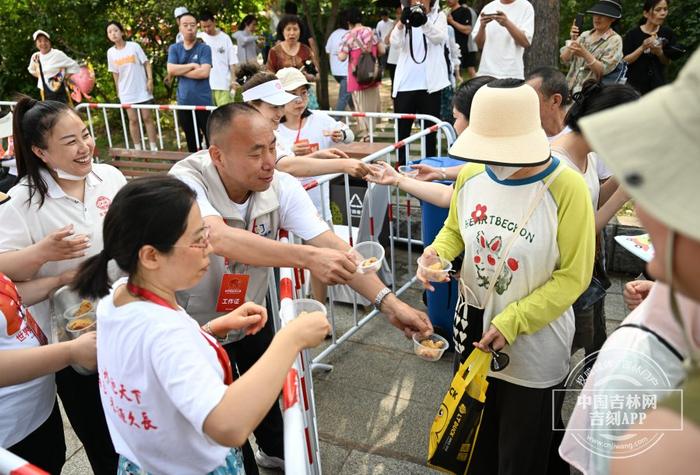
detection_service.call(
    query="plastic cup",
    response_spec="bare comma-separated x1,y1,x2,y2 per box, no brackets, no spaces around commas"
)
417,255,452,282
63,301,96,322
413,333,449,361
352,241,385,274
398,165,419,178
292,298,328,321
66,315,96,339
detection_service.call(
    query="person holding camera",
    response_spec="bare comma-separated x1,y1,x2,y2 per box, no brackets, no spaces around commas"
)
473,0,534,80
391,0,449,165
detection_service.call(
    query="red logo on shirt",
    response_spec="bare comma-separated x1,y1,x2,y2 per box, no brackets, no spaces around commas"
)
96,195,112,216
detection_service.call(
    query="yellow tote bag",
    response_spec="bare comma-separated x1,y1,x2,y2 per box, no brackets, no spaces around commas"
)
428,348,491,474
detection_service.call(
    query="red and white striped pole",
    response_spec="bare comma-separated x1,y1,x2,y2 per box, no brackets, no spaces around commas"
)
0,448,48,475
278,231,320,474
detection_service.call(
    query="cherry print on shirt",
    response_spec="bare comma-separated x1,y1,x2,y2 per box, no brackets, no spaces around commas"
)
473,231,519,295
96,195,112,217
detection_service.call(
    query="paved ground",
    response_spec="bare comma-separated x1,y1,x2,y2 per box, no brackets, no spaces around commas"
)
59,245,634,474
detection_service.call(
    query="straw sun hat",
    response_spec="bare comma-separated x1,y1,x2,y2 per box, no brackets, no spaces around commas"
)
448,83,551,166
580,48,700,241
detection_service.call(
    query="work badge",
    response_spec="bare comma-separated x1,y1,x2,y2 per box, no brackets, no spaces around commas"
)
216,274,249,312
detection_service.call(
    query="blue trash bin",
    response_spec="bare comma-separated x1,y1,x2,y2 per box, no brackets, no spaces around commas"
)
413,157,465,345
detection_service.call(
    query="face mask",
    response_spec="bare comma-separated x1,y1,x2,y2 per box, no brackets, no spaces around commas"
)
488,165,521,181
54,167,90,181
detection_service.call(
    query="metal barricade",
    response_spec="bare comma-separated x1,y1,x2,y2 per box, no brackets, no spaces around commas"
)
281,121,456,368
276,121,455,474
278,230,322,475
0,448,48,475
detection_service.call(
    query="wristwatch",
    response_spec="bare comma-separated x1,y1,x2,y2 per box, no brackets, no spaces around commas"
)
373,287,393,311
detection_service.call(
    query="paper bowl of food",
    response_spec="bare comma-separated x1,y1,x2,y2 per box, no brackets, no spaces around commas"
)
413,333,449,361
417,255,452,282
352,241,385,274
66,315,96,339
292,299,327,321
397,165,419,178
63,299,96,322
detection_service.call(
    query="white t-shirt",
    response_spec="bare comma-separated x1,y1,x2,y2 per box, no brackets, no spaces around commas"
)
560,283,699,475
554,149,611,210
473,0,535,79
376,19,395,43
0,164,126,333
27,48,80,90
97,278,230,474
396,26,429,92
184,170,329,241
0,283,55,447
107,42,153,104
197,31,238,91
325,28,349,77
276,112,351,220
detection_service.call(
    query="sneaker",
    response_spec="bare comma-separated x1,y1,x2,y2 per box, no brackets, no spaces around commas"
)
254,448,285,470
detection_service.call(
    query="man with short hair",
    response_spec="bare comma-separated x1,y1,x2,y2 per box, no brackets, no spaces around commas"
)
198,11,238,106
473,0,534,79
167,12,212,153
525,66,571,140
170,103,432,471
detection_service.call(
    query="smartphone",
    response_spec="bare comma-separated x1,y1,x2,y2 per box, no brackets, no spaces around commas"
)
575,13,585,32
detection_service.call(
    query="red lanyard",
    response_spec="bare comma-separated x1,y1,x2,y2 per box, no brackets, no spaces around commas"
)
126,282,234,385
295,116,304,143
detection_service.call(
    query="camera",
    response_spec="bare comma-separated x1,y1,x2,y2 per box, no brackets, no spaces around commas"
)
302,60,318,77
400,2,427,27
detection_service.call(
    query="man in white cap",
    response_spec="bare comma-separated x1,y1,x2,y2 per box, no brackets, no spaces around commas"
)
174,6,189,43
170,102,432,471
27,30,79,102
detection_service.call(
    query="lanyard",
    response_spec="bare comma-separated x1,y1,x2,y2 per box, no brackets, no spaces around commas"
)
126,282,234,385
295,116,304,143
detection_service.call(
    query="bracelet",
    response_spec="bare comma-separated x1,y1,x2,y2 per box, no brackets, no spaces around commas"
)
373,287,393,311
204,321,228,343
393,174,403,187
440,167,447,180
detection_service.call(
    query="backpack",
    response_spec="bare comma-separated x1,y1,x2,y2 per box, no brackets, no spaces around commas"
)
351,34,382,86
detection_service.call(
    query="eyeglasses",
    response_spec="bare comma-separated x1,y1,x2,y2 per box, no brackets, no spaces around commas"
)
293,89,309,103
173,226,211,250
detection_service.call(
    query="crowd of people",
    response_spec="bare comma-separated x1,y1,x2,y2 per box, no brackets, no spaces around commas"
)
0,1,697,475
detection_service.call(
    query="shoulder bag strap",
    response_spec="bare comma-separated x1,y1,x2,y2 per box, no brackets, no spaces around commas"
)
473,164,565,308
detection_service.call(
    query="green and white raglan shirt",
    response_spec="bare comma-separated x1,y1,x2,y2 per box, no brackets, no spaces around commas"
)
432,158,595,388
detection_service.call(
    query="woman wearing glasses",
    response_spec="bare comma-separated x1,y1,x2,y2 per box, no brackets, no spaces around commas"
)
72,176,330,474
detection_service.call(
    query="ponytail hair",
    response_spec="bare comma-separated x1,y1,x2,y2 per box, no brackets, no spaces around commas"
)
72,176,196,300
71,251,112,300
12,94,74,207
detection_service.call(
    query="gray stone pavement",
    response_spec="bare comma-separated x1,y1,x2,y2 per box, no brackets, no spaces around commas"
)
60,265,635,474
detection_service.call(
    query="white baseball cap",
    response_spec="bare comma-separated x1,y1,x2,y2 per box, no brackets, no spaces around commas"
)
276,67,310,92
242,80,297,106
0,113,12,139
174,6,189,18
32,30,50,41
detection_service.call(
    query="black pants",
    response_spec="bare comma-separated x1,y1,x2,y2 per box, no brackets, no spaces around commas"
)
467,377,566,475
177,109,211,153
56,367,118,475
224,298,284,474
8,401,66,474
393,89,442,165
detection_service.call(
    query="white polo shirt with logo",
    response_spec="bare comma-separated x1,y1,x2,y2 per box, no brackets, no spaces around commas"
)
0,164,126,333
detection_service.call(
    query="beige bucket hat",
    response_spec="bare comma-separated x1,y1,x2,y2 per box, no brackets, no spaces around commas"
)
448,84,550,166
580,47,700,241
